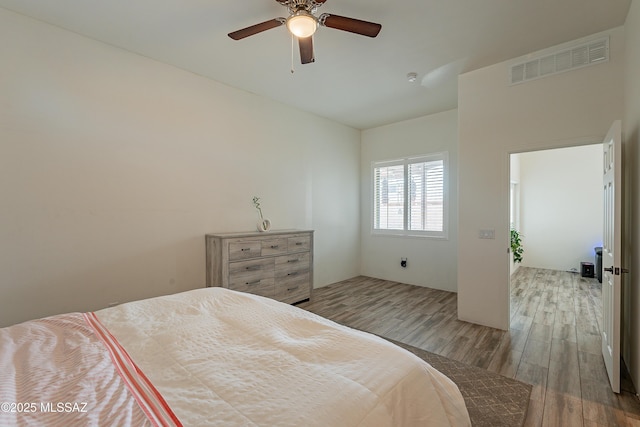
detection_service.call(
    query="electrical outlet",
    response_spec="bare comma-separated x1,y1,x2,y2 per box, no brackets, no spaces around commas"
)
401,257,408,268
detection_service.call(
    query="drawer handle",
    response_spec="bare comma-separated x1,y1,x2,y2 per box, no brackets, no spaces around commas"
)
287,286,300,291
246,280,261,286
287,259,299,263
287,272,298,276
270,245,279,249
241,248,252,252
295,242,303,246
246,266,262,271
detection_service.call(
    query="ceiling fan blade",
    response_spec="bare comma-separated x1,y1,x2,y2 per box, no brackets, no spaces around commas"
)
298,36,315,64
320,14,381,38
228,19,284,40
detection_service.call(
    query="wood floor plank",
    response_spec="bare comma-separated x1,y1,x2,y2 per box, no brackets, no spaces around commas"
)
547,359,581,397
543,390,584,426
552,322,578,343
529,323,554,342
516,361,548,403
549,338,579,365
581,378,625,425
488,350,522,377
521,338,552,367
296,267,640,426
523,398,544,427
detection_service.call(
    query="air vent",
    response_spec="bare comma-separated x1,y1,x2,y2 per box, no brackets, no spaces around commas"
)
510,37,609,85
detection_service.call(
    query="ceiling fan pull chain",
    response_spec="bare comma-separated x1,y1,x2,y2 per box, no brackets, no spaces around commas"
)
290,33,296,74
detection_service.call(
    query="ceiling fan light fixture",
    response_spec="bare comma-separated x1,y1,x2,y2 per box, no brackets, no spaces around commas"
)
286,11,317,38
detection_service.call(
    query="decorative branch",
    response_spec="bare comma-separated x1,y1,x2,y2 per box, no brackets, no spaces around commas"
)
252,196,264,221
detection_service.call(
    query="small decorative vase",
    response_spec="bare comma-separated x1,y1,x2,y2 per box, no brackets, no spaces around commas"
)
257,219,271,232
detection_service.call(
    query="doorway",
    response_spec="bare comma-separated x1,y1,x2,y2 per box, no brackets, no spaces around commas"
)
509,144,603,283
509,144,604,344
507,143,613,408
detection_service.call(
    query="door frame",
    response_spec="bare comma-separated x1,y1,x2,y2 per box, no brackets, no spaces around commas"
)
506,138,605,326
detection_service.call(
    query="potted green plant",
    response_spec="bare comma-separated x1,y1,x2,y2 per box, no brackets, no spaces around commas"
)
510,229,524,263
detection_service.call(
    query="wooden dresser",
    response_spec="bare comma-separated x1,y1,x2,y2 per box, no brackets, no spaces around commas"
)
205,230,313,304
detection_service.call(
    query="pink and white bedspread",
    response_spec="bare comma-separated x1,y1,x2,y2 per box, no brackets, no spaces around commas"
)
0,288,470,426
0,312,163,426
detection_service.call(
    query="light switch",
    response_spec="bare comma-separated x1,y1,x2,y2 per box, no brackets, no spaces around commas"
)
478,229,495,239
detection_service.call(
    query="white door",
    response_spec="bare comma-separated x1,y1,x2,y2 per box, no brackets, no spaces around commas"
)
602,120,622,393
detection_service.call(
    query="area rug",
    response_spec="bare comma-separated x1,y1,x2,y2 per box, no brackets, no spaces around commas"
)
387,338,532,427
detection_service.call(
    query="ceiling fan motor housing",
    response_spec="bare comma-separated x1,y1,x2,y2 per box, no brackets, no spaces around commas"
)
278,0,325,14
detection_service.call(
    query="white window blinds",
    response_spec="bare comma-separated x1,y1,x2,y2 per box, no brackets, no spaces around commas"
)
373,163,404,230
373,153,447,238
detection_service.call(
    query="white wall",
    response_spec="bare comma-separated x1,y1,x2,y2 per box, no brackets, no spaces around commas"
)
623,0,640,393
360,110,458,292
518,145,603,272
0,9,361,327
458,27,625,329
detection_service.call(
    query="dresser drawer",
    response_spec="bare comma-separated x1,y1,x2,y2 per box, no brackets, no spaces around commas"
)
229,258,274,277
229,241,261,261
275,252,310,275
228,277,275,298
261,238,288,256
288,235,311,252
275,272,310,304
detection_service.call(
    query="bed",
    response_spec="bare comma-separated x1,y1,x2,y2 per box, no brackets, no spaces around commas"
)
0,287,470,426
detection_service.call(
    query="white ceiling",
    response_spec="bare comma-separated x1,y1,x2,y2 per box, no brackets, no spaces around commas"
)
0,0,631,129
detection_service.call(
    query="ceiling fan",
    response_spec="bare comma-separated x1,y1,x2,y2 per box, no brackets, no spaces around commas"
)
228,0,382,64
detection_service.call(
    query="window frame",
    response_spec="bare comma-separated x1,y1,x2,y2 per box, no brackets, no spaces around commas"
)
371,152,449,239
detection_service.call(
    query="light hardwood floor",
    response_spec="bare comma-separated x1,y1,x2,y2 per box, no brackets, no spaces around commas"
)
297,267,640,426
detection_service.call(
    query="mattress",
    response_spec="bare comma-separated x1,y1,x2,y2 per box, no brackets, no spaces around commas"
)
0,287,470,426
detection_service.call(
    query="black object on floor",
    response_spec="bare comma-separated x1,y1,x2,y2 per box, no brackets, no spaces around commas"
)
581,261,595,278
595,246,603,283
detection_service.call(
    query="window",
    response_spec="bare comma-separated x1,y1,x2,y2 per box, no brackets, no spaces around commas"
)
372,153,447,238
